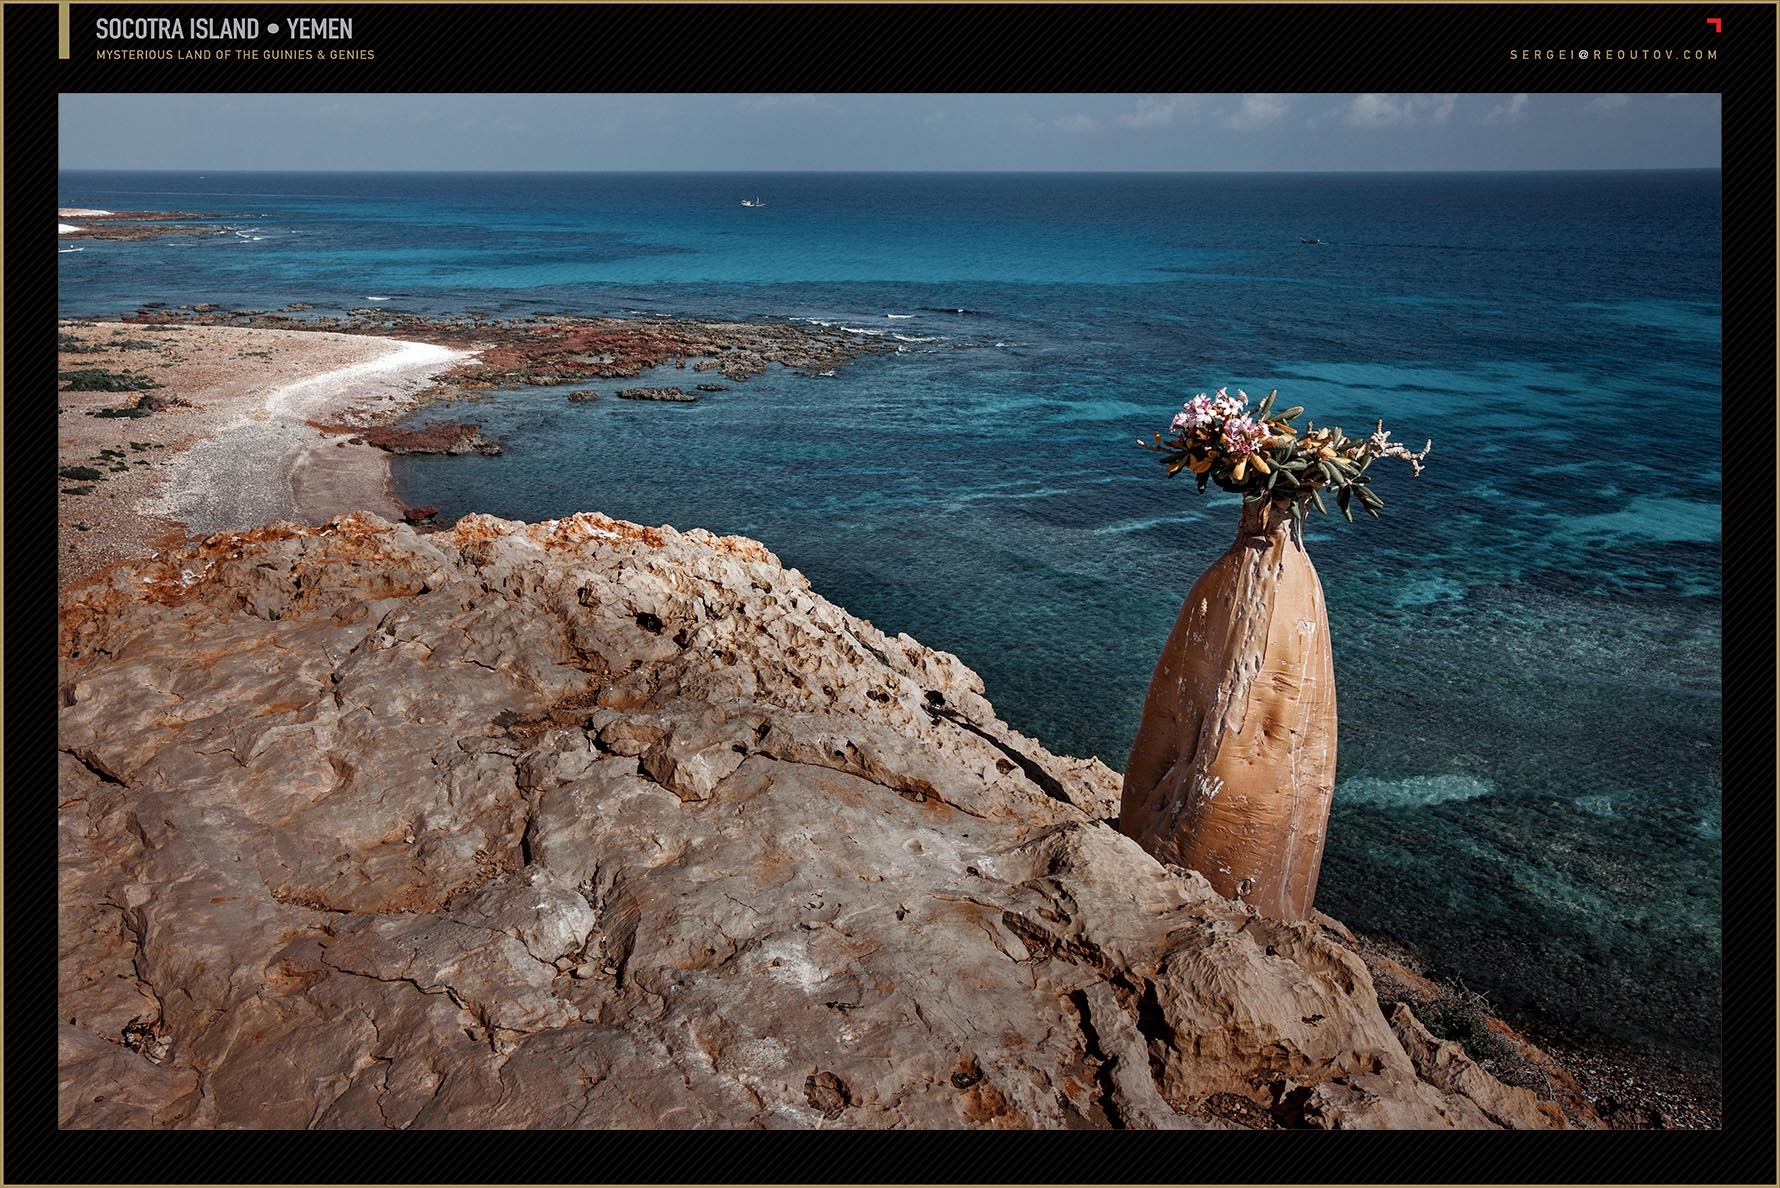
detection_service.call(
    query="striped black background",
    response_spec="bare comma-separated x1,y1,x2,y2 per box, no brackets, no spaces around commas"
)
26,3,1773,90
9,1,1775,1176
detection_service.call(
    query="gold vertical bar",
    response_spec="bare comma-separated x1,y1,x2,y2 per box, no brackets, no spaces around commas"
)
60,1,72,58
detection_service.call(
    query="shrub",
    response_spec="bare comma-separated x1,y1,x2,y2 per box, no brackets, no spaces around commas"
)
59,368,163,392
1423,989,1500,1061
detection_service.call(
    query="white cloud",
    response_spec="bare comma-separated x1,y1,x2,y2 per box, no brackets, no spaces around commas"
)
1481,92,1529,124
1584,93,1631,114
1116,95,1184,128
1346,93,1399,127
1346,92,1458,128
1226,93,1289,130
1305,102,1347,131
1054,113,1098,133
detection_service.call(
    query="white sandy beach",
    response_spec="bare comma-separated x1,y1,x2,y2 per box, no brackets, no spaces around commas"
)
58,322,474,584
142,339,473,533
60,208,112,234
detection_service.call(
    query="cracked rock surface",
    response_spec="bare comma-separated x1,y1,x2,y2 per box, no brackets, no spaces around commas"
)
57,511,1562,1129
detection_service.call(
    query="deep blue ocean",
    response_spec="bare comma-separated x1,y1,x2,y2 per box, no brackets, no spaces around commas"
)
59,170,1722,1065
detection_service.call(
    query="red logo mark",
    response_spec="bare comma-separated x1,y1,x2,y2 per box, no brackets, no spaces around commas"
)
1706,17,1722,32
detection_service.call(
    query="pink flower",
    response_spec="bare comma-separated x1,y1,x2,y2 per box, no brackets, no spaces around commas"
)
1167,386,1254,440
1177,394,1219,431
1209,388,1248,421
1220,414,1268,459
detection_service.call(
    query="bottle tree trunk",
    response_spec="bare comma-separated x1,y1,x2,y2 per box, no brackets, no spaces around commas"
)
1119,494,1337,922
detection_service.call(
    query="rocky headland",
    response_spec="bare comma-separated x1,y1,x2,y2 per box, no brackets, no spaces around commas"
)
116,306,895,406
59,209,232,241
58,510,1583,1129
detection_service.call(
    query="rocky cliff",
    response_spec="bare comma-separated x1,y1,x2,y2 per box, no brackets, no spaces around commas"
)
57,512,1564,1129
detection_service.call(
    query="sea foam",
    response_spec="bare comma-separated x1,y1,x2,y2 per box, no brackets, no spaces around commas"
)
1338,773,1494,810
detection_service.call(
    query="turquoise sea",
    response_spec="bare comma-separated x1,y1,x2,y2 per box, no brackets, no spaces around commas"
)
58,170,1722,1065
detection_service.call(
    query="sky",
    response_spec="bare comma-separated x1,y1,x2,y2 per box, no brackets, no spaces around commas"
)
58,93,1722,171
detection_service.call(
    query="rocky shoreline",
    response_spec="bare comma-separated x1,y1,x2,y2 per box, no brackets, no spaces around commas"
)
59,208,231,241
54,305,1717,1130
60,510,1588,1130
1336,929,1719,1129
56,311,890,585
113,303,895,420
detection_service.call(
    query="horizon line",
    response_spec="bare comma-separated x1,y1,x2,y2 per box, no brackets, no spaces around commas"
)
58,165,1723,174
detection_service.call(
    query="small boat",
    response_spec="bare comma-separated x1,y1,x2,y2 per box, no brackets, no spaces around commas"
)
740,197,766,208
1300,237,1322,245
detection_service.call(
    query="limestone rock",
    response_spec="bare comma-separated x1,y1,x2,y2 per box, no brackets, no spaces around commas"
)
57,510,1559,1129
1389,1003,1568,1129
59,1024,199,1128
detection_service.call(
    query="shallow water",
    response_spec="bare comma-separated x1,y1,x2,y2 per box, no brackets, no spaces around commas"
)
60,169,1721,1061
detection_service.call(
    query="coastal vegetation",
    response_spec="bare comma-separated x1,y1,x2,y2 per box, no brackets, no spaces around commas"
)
58,366,162,392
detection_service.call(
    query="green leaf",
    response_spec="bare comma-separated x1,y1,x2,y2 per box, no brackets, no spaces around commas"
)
1312,488,1327,515
1364,503,1381,518
1277,406,1304,421
1257,390,1277,420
